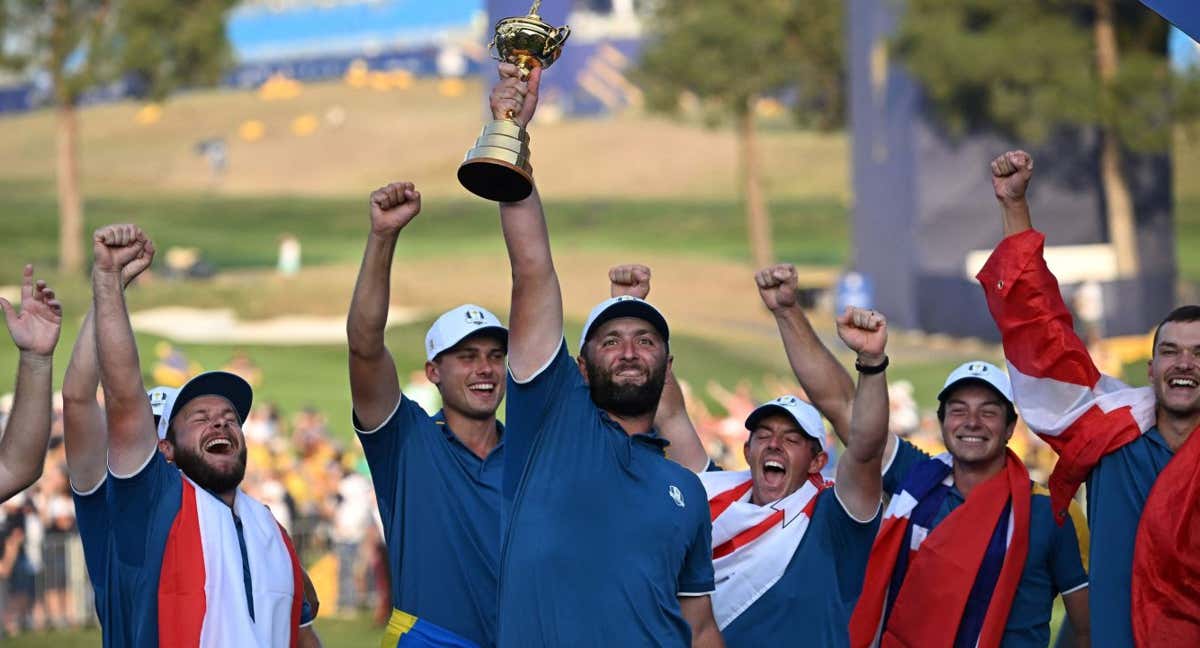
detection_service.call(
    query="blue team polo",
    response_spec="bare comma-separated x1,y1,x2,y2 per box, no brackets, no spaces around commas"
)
498,340,715,648
355,397,504,647
720,487,879,648
884,439,1089,647
1082,427,1173,648
80,452,312,647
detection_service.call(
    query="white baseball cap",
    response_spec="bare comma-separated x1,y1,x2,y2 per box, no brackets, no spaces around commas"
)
155,371,253,441
148,386,175,428
744,395,828,452
424,305,507,362
938,361,1014,404
578,296,670,352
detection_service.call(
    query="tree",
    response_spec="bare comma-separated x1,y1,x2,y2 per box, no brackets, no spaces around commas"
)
894,0,1200,277
0,0,236,274
634,0,845,270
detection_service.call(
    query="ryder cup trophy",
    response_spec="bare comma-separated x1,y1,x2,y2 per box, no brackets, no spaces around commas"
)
457,0,570,202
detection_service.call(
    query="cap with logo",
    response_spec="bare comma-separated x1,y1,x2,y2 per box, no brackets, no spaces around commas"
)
424,304,508,362
155,371,253,441
744,395,828,452
578,296,670,352
148,386,175,428
937,361,1014,405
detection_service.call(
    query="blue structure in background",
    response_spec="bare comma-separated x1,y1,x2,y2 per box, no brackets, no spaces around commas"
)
848,0,1176,339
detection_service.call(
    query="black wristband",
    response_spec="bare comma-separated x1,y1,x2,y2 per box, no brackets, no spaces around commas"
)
855,355,889,374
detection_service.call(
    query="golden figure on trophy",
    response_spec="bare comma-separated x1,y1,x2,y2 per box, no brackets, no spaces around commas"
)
457,0,570,202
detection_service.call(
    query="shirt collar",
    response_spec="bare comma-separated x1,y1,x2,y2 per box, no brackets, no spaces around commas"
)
596,409,669,455
433,410,505,447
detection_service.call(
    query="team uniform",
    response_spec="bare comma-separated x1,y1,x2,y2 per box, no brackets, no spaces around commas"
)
498,338,714,647
700,395,880,648
979,229,1197,646
75,372,311,648
355,398,503,647
874,438,1088,647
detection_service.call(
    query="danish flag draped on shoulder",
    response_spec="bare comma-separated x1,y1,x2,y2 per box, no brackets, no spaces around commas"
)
976,149,1200,647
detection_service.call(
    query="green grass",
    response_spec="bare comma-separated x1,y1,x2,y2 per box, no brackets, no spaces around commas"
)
4,615,385,647
0,182,847,284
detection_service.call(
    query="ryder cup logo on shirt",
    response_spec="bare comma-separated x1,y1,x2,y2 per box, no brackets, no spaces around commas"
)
669,485,685,508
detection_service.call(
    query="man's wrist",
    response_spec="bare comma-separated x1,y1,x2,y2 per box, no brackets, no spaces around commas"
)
18,350,54,367
855,352,887,370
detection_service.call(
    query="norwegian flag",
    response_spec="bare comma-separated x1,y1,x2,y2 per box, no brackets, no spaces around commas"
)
849,451,1030,648
701,470,829,629
977,229,1200,646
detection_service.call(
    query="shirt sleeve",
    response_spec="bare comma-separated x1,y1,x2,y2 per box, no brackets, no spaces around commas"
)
107,451,181,567
299,598,315,626
355,395,432,525
881,438,931,495
1051,499,1090,595
72,480,109,583
816,489,882,598
677,477,716,596
502,339,584,500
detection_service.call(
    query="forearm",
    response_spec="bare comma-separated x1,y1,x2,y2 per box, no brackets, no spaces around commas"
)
61,308,108,490
346,232,398,357
692,621,725,648
93,270,147,406
1000,197,1032,237
774,307,854,441
846,367,889,464
0,351,53,495
501,186,564,375
656,372,710,473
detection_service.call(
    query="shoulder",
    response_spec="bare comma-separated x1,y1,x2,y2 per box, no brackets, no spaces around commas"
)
355,394,434,436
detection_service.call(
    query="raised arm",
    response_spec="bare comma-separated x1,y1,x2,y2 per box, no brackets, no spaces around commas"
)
755,264,856,443
62,244,155,492
0,265,63,501
91,224,157,476
833,306,890,521
991,150,1033,236
609,264,711,472
494,64,562,380
347,182,422,428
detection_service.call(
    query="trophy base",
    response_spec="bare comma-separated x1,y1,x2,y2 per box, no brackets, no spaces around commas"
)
458,157,534,203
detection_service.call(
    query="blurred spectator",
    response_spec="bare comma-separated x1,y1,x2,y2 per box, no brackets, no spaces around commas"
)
223,350,264,388
152,342,202,388
278,234,302,276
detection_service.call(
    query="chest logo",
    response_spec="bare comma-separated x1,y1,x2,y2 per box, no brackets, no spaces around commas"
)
668,484,685,508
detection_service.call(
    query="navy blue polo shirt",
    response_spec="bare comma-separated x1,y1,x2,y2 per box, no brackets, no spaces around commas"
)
720,488,879,648
355,396,504,647
1082,427,1173,648
498,340,715,648
72,479,110,619
884,439,1089,647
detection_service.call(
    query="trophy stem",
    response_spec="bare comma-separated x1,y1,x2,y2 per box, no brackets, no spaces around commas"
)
458,119,534,202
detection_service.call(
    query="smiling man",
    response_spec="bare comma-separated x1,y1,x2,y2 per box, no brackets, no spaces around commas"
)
489,62,721,647
89,224,317,647
347,181,508,648
979,150,1200,647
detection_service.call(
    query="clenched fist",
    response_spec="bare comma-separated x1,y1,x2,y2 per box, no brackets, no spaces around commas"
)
609,264,651,299
369,182,422,236
991,150,1033,205
755,264,799,312
836,306,887,363
93,224,149,275
491,63,542,128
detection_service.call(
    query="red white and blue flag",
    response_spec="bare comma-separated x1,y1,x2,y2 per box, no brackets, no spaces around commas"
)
849,451,1030,648
701,470,830,629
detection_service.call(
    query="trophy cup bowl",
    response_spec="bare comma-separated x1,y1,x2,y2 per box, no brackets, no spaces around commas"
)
457,2,570,202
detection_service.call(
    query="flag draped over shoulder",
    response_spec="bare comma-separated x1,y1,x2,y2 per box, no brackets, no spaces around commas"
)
701,470,829,629
849,451,1030,648
976,228,1200,647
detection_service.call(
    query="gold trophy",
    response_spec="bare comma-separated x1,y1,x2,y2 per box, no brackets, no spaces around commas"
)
457,0,570,202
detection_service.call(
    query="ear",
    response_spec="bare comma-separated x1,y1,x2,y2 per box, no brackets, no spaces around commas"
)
1146,358,1153,383
742,439,752,467
1004,421,1017,444
577,353,590,384
809,450,829,475
666,354,674,372
425,360,440,385
158,439,175,463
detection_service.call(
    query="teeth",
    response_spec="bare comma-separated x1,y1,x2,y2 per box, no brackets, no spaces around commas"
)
958,436,986,443
204,438,231,452
764,460,785,471
469,383,495,391
1169,378,1197,388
